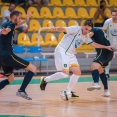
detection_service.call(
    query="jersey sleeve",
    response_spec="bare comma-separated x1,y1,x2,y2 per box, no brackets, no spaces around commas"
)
65,26,80,35
7,23,15,31
84,34,93,44
103,19,109,30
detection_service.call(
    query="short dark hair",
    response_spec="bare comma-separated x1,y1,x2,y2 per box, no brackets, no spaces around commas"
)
10,10,22,18
100,0,106,4
10,2,16,6
84,20,93,28
111,9,117,13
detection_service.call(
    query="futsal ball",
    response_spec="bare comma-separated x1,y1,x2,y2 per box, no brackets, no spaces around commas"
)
60,89,72,101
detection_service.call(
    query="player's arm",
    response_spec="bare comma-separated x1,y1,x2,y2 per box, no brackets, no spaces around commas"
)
1,28,11,35
50,27,67,33
90,42,115,51
15,12,30,29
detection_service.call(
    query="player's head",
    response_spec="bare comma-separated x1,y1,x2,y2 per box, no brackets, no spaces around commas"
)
82,20,93,35
10,10,22,24
9,3,16,12
111,10,117,22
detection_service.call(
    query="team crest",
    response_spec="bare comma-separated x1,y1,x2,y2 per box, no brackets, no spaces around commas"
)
64,64,67,68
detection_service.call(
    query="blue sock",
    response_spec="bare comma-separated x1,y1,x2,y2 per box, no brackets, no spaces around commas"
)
91,70,99,83
0,79,9,90
20,71,34,92
100,72,108,90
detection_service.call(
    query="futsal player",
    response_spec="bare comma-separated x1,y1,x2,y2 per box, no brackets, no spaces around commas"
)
0,10,36,100
40,20,115,98
103,10,117,78
87,28,115,97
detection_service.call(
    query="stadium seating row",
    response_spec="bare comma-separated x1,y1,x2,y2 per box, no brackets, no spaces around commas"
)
17,33,94,52
0,6,114,19
0,0,116,7
21,19,85,32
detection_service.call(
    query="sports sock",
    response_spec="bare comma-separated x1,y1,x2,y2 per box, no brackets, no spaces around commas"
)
44,72,68,82
100,72,108,90
0,79,9,90
91,70,100,83
20,71,34,92
67,74,80,91
105,62,111,74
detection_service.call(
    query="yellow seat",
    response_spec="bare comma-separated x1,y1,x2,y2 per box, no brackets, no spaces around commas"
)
89,8,97,19
58,33,64,42
31,33,49,46
15,6,26,18
109,0,117,6
77,8,90,19
86,0,98,7
65,7,78,19
0,6,9,18
28,20,41,32
49,0,65,6
28,7,42,18
43,19,54,27
68,20,79,26
40,7,55,18
0,0,3,5
18,33,36,46
45,33,58,46
97,0,112,7
62,0,75,6
82,44,94,52
80,20,86,26
42,20,54,32
53,7,67,19
74,0,89,6
56,20,67,27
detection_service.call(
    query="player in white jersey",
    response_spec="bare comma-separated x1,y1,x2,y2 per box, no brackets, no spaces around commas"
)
40,20,114,98
103,10,117,78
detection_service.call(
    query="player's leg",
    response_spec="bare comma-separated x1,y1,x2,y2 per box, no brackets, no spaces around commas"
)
105,62,111,78
40,52,69,90
66,56,81,98
87,62,101,91
6,54,36,100
0,66,14,90
98,66,110,97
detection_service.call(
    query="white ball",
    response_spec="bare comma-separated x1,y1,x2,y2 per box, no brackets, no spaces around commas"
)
60,89,72,101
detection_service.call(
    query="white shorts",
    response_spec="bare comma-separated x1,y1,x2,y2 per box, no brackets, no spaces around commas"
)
54,51,79,72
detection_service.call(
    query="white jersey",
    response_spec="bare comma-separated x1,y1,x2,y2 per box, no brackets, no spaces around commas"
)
3,10,11,24
103,18,117,47
55,26,93,55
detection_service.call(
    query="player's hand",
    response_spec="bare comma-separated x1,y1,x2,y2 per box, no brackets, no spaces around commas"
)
1,28,7,35
50,27,58,32
25,11,30,22
106,46,116,51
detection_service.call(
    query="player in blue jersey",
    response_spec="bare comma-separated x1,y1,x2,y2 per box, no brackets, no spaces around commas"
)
87,27,115,97
0,10,36,100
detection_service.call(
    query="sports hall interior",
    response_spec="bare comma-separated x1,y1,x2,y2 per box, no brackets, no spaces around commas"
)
0,0,117,117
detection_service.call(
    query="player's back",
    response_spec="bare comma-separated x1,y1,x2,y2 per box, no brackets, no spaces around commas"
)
91,28,110,46
0,21,15,56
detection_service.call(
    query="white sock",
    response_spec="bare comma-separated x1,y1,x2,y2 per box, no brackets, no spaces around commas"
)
67,74,80,91
105,62,111,74
44,72,68,82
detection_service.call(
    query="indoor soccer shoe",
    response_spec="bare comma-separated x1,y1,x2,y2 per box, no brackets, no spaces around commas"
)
87,83,101,91
101,90,110,97
71,91,79,99
16,90,32,100
40,76,47,90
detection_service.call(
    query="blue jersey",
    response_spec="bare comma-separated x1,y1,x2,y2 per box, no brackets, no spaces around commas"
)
0,21,15,56
91,28,111,54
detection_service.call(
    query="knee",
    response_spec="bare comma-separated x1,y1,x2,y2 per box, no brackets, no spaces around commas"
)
31,66,37,73
62,71,69,77
8,75,14,83
74,71,81,76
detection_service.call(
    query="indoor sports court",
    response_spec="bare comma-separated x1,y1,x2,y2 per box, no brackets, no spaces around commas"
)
0,75,117,117
0,0,117,117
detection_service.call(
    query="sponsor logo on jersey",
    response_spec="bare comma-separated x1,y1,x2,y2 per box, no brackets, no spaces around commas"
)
75,39,83,48
110,29,117,36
